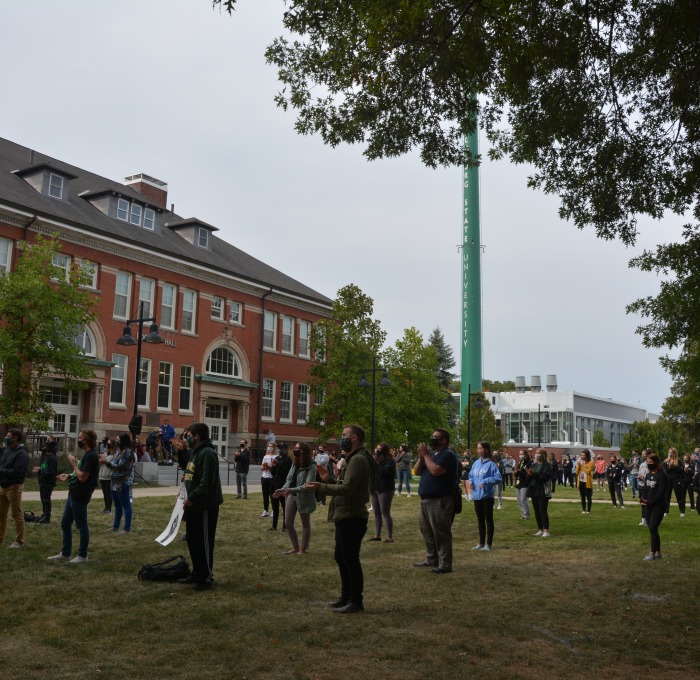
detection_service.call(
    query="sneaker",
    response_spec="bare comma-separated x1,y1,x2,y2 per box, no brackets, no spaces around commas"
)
101,509,112,514
192,580,214,591
620,505,626,510
497,504,503,510
664,512,668,516
47,553,69,561
260,511,270,518
481,545,493,551
582,511,587,514
406,493,411,497
680,513,686,517
533,531,543,537
9,542,24,549
643,553,656,561
639,519,647,526
118,530,130,535
105,527,118,532
69,555,88,564
395,491,399,496
268,526,278,532
472,544,484,550
541,531,551,538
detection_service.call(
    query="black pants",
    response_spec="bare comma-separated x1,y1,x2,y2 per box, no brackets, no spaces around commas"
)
185,505,219,584
579,483,592,512
261,477,274,512
647,504,664,553
683,481,695,510
666,480,685,514
609,482,624,507
39,484,54,519
271,492,286,529
100,479,112,511
334,517,367,606
474,498,495,546
531,495,550,531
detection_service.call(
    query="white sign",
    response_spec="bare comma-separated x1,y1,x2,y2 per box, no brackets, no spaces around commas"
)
155,483,186,547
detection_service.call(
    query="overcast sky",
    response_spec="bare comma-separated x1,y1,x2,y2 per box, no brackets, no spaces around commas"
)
1,1,682,413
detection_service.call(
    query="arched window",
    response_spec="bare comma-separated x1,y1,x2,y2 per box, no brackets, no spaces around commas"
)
206,347,241,378
74,327,95,357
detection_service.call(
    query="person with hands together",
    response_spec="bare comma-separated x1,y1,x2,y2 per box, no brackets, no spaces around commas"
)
468,441,502,551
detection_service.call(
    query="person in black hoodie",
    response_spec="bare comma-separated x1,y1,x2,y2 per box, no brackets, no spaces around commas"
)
34,435,58,523
641,453,668,561
367,442,396,542
606,455,626,509
0,428,29,548
270,443,292,531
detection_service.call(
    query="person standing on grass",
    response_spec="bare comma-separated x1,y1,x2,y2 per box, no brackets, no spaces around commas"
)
575,450,595,514
629,451,641,500
595,455,607,491
270,442,291,531
637,449,651,526
47,429,99,564
368,442,396,543
663,448,686,516
606,455,626,509
641,453,668,560
548,452,559,495
682,454,695,513
0,428,29,548
468,441,502,551
234,439,250,500
526,448,552,537
97,439,115,514
562,454,574,488
494,453,505,510
34,435,58,524
260,441,277,518
514,450,532,520
305,423,376,614
101,433,134,535
173,422,223,591
395,445,413,497
504,453,515,488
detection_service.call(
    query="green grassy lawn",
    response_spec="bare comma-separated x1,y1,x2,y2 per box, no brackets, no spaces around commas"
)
2,485,698,680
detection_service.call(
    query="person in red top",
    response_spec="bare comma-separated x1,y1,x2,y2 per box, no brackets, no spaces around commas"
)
595,455,607,491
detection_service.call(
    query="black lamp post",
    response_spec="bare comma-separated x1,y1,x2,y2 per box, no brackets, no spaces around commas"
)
537,404,550,447
116,301,164,439
466,383,483,450
358,356,390,452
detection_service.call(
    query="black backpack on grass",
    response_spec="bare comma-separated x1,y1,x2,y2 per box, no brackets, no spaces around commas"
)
138,555,190,582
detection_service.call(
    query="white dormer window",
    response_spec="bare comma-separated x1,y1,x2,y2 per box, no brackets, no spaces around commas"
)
144,208,155,230
130,203,142,226
198,227,209,249
117,198,129,221
49,173,64,199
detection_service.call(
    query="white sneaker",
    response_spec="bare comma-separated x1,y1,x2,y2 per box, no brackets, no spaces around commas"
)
620,505,626,510
638,519,647,526
533,530,543,537
541,531,551,537
260,511,270,518
69,555,88,564
47,553,69,561
582,511,587,514
395,491,399,496
8,542,24,549
680,513,685,517
497,504,503,510
406,493,411,498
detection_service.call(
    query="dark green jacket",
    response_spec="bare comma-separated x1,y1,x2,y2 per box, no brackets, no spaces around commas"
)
318,447,377,523
180,439,223,509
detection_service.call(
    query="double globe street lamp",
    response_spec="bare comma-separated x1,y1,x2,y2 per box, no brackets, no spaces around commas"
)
358,356,390,452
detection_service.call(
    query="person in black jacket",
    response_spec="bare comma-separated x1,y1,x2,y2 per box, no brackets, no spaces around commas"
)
606,456,626,509
0,428,29,548
34,435,58,523
682,454,695,512
526,449,552,537
367,442,396,542
270,442,292,531
641,453,669,560
663,448,685,516
234,439,251,499
692,469,700,517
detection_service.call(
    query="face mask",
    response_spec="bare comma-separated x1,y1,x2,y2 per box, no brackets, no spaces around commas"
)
429,437,441,448
3,437,11,446
77,440,84,449
293,450,300,458
535,455,542,462
518,455,525,461
186,436,193,448
340,437,352,452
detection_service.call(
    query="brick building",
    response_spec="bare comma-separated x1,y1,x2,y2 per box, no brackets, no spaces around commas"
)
0,137,332,455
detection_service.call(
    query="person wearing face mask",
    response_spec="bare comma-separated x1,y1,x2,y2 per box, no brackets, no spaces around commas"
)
260,442,278,518
562,454,574,488
514,450,532,520
468,441,502,551
606,455,626,509
234,439,251,500
0,428,29,548
100,432,135,535
682,454,695,513
637,449,651,526
368,442,396,542
304,424,377,614
641,453,669,560
270,442,292,531
575,450,595,514
526,448,552,537
47,429,100,563
274,442,317,553
173,422,223,591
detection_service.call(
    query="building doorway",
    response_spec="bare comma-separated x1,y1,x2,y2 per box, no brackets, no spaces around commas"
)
205,400,229,457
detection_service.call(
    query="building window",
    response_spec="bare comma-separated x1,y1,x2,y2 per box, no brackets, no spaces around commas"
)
281,316,294,353
179,365,193,412
79,261,98,289
297,384,309,423
299,321,310,357
314,389,324,407
211,296,224,320
157,362,172,410
280,381,292,421
117,198,129,221
0,238,12,274
229,301,242,324
130,203,142,226
198,227,209,249
114,271,132,319
144,208,156,230
262,378,275,419
182,290,196,333
206,347,241,378
139,278,155,318
48,173,64,199
51,253,70,281
137,358,150,408
160,283,175,329
110,354,127,405
74,327,95,357
263,311,276,350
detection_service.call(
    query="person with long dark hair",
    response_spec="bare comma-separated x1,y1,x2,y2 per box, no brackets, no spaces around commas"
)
526,448,552,537
395,445,413,497
270,442,291,531
260,441,277,518
97,439,115,514
514,450,532,520
100,432,134,535
606,455,626,509
468,441,502,551
682,454,695,513
663,448,686,516
641,453,668,560
562,454,574,488
575,450,595,514
368,442,396,542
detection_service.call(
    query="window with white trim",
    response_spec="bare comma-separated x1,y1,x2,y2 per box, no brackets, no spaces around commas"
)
211,296,224,320
299,321,311,357
143,208,156,230
137,358,150,408
157,362,173,410
74,327,95,357
182,290,196,333
117,198,129,221
139,278,155,318
114,271,132,319
110,354,127,405
229,301,242,324
198,227,209,249
262,378,275,419
0,238,13,274
79,261,98,289
281,316,294,353
130,203,142,226
179,365,193,412
51,253,70,281
263,311,276,350
280,381,292,421
206,347,241,378
49,173,64,199
314,389,324,407
297,384,309,423
160,283,175,329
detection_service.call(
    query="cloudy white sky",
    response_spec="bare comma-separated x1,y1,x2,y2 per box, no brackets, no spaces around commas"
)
2,1,682,413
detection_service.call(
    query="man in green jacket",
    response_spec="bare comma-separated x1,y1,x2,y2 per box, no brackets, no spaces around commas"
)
307,423,377,614
175,422,223,591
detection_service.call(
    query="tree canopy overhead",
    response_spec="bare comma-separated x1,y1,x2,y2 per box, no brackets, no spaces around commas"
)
217,0,700,247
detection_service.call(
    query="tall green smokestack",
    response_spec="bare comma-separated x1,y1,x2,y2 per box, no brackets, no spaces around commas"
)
460,128,482,418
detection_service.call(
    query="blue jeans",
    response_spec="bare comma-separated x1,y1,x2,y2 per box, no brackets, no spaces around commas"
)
397,469,411,494
61,497,90,558
630,474,639,498
112,484,132,531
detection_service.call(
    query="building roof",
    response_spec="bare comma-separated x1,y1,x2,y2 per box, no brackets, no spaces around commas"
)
0,137,332,307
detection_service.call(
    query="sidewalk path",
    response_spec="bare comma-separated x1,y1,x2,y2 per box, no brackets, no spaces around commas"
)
22,484,263,502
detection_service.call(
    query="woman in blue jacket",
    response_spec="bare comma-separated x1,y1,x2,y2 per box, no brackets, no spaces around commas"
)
468,441,502,551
